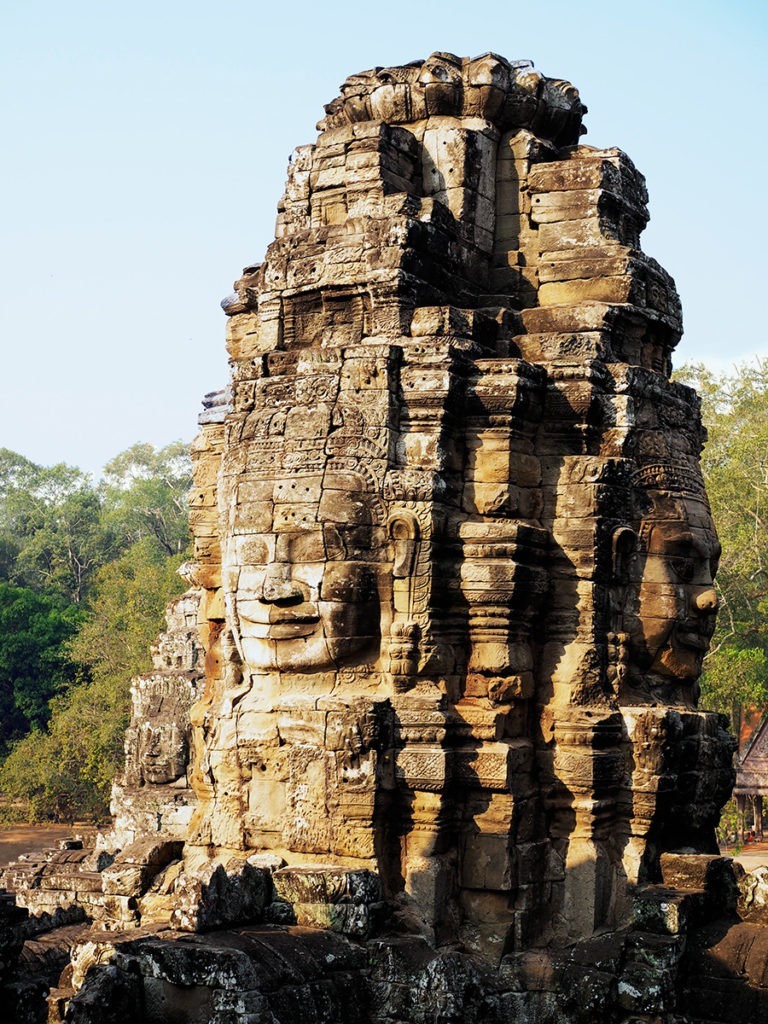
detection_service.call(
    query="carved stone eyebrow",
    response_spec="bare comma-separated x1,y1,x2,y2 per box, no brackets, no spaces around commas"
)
644,524,695,554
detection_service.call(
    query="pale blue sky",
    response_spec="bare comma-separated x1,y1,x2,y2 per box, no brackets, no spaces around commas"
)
1,0,766,476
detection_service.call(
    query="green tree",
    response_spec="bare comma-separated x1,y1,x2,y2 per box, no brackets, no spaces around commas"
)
101,441,192,558
0,442,191,604
0,677,125,822
0,450,38,578
68,537,188,681
0,448,40,493
0,455,113,602
0,583,85,752
0,538,188,821
0,441,193,820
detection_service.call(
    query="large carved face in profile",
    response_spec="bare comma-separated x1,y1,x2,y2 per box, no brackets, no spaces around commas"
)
623,482,720,684
230,472,384,673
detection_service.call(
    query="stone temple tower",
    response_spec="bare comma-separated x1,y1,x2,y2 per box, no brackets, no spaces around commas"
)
181,51,733,959
13,53,760,1024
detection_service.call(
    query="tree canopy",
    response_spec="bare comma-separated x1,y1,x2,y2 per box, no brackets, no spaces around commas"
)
102,441,192,558
0,442,192,603
0,583,85,753
0,455,111,602
0,441,192,821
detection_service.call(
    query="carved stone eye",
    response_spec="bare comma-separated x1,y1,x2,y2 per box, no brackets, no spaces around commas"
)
322,524,347,561
669,556,695,583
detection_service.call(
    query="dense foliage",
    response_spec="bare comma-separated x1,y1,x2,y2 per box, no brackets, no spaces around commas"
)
0,584,85,751
0,443,191,822
676,362,768,725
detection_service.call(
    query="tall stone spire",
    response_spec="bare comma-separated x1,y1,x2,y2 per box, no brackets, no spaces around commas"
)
181,52,732,956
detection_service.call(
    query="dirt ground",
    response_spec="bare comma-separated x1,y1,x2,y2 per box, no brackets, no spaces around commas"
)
721,840,768,873
0,824,99,867
0,825,764,877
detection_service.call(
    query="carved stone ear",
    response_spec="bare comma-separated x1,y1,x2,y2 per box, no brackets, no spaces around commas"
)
389,515,420,579
612,527,637,585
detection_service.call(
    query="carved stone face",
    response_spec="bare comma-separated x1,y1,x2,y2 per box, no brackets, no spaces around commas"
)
139,721,188,785
626,494,720,682
232,477,382,673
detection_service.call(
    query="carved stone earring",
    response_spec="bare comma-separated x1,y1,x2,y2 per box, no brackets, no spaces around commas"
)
386,622,421,692
386,514,422,692
606,631,629,695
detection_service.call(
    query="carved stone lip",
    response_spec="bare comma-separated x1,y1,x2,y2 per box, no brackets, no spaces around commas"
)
268,619,320,640
675,627,711,651
238,600,317,625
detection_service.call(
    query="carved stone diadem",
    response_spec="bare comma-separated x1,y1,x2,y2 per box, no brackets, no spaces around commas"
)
630,463,708,502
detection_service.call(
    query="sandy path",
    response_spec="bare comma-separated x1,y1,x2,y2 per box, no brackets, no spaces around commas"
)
0,829,764,874
0,825,98,867
719,839,768,873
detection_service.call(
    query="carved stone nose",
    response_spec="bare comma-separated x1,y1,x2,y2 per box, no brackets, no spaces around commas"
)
262,564,302,604
692,588,718,613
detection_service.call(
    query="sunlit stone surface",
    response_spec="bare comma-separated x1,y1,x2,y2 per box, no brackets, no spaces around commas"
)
7,54,760,1024
183,51,732,954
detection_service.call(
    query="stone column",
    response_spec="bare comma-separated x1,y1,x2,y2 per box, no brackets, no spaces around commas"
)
756,795,764,838
548,708,627,944
736,793,747,842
